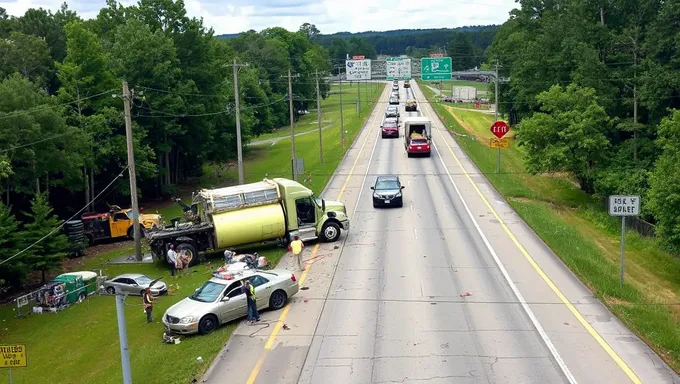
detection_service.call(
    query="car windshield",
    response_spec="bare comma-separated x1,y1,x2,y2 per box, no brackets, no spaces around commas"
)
375,179,400,190
383,121,397,127
125,211,133,219
135,275,152,284
190,281,225,303
411,139,428,144
312,195,322,207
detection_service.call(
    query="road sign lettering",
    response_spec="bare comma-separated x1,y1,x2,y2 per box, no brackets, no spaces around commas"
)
352,55,365,60
420,57,452,81
0,344,27,368
429,53,444,58
490,121,510,139
608,195,640,217
386,57,412,80
345,59,372,81
489,137,510,149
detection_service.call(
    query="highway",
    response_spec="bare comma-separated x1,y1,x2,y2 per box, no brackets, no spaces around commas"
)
202,82,679,384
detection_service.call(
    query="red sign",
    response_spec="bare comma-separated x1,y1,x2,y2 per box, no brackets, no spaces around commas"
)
490,120,510,139
429,53,444,58
352,55,365,60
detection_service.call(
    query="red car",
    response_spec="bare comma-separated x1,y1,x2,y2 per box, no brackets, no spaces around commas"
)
381,118,399,138
406,137,431,157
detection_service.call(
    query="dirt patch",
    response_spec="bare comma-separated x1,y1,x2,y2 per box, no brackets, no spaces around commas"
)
443,106,487,141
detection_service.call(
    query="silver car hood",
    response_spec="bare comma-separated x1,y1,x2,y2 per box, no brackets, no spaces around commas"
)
165,297,215,318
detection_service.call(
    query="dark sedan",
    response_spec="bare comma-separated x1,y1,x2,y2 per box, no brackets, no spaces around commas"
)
371,176,405,208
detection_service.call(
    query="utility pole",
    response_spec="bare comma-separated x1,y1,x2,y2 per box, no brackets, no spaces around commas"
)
287,69,298,181
337,67,345,149
494,61,501,174
230,59,249,184
115,294,133,384
315,71,323,164
357,79,361,113
122,81,142,261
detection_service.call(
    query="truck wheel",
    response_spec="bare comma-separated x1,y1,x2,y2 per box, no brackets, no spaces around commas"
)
177,243,199,267
320,222,341,242
198,314,218,335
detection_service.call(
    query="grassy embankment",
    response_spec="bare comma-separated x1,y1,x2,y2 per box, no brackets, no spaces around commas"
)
420,80,495,111
0,80,384,384
418,79,680,372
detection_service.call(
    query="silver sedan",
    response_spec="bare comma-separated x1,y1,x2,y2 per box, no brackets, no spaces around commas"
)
162,269,299,335
102,273,168,296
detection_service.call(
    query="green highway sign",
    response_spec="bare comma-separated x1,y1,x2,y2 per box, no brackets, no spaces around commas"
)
420,57,452,81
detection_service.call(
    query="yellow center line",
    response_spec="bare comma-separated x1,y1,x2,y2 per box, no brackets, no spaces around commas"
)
245,88,383,384
423,93,641,383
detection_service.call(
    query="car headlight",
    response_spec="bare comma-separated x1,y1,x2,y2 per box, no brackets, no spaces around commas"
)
395,192,402,198
180,316,195,324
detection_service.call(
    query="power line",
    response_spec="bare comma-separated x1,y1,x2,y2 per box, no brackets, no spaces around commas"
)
0,166,129,268
0,89,116,122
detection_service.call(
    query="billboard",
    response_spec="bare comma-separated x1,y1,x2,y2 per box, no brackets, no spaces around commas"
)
345,59,372,80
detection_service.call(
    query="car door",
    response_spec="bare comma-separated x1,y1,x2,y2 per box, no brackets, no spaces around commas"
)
111,213,130,238
249,275,272,310
218,281,248,323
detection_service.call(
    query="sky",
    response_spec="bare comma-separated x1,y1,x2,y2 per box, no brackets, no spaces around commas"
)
0,0,519,35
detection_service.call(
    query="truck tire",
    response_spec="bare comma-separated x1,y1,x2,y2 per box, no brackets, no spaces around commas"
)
320,221,341,242
177,242,199,267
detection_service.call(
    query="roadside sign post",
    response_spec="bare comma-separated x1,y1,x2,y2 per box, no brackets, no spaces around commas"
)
420,57,452,81
0,344,27,384
608,195,641,287
489,121,510,173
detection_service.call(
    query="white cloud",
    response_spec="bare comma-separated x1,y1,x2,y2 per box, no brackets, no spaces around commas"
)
0,0,517,34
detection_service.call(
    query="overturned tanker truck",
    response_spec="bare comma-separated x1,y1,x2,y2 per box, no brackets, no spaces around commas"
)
144,178,350,265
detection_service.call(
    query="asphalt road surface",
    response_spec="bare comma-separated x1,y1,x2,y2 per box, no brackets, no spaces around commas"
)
202,81,679,384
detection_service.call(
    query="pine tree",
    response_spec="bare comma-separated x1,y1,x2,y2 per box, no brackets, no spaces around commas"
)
21,193,68,282
0,203,23,289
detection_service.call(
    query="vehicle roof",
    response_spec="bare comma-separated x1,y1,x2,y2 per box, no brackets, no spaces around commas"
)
376,175,399,181
198,179,277,199
384,117,398,122
407,99,417,103
403,116,431,123
208,269,286,285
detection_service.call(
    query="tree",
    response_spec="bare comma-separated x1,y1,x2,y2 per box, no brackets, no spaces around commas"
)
647,110,680,253
299,23,320,40
0,203,23,289
0,31,52,85
517,84,611,193
21,193,68,283
447,33,476,70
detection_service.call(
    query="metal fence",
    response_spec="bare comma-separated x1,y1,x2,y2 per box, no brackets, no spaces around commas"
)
15,274,108,318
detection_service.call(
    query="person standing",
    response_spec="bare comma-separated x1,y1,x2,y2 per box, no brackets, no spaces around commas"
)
242,279,260,323
288,236,304,270
142,287,154,323
167,244,177,278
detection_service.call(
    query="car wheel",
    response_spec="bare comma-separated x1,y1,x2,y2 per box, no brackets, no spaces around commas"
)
198,315,219,335
269,290,288,310
373,202,377,208
106,287,116,294
320,221,341,242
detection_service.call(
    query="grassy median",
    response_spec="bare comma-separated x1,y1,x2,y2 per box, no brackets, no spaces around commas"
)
0,81,385,384
418,79,680,372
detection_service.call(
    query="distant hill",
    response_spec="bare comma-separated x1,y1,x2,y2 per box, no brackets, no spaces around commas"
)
217,25,500,61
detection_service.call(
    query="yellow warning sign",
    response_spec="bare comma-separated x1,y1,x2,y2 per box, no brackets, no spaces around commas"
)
490,137,510,149
0,344,27,368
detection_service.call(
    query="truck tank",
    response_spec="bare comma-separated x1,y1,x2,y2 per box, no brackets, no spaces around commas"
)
212,203,287,249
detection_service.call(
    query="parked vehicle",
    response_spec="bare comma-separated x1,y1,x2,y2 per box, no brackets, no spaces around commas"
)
73,206,163,246
145,178,350,265
102,273,168,296
163,269,299,335
381,117,399,138
36,272,95,310
405,99,418,112
403,117,432,157
58,271,99,296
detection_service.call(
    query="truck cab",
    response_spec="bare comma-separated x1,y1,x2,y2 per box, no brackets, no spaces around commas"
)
274,178,349,243
80,207,163,245
403,117,432,157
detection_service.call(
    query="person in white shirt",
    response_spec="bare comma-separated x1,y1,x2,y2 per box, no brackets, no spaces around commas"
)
167,244,177,278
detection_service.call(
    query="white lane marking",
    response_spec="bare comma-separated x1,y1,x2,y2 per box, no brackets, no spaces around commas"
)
413,228,418,240
421,94,578,384
410,201,414,211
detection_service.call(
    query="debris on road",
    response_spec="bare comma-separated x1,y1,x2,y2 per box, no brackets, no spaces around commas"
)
460,291,472,297
282,324,290,330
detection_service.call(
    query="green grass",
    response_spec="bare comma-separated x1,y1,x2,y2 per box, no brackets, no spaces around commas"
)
418,78,680,372
0,82,384,384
